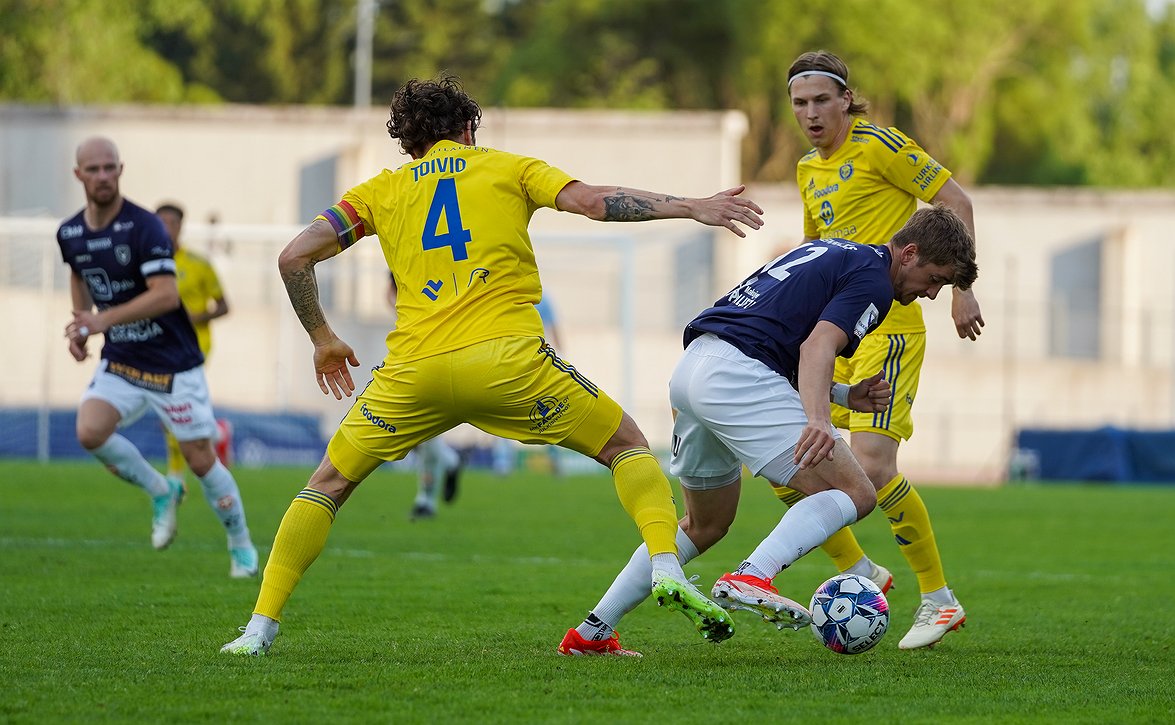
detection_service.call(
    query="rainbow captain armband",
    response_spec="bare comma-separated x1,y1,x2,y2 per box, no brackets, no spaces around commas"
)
316,200,367,251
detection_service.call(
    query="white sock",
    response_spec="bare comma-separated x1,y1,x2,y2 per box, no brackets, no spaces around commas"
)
845,555,876,578
91,434,169,497
245,613,279,639
923,586,954,605
197,460,252,547
742,489,858,579
577,527,699,639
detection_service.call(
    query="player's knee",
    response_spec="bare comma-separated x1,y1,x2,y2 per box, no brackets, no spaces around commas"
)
681,517,729,553
596,412,650,465
180,438,217,476
846,480,877,521
76,423,110,451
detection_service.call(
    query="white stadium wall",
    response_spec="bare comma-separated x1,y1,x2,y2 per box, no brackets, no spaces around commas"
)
3,104,1174,482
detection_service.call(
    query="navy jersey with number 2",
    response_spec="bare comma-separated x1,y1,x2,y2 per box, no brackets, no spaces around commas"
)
685,239,894,387
57,200,203,374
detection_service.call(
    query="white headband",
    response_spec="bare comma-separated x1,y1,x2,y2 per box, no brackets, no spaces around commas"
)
787,70,848,89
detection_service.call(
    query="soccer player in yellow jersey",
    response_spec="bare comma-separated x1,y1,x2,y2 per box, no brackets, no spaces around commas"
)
778,51,983,649
221,75,764,656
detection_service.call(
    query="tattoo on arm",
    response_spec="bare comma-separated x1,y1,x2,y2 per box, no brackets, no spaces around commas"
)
602,192,682,222
281,263,327,334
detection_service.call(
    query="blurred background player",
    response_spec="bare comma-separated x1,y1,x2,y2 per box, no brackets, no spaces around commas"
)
778,50,979,649
221,74,763,656
155,202,233,489
386,272,464,520
59,137,258,578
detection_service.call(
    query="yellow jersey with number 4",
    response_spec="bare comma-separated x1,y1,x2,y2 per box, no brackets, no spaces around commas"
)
317,140,573,363
796,118,952,334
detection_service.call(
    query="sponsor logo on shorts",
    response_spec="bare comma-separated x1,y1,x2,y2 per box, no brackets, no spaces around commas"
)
164,401,192,424
360,403,396,432
529,395,570,433
108,361,175,393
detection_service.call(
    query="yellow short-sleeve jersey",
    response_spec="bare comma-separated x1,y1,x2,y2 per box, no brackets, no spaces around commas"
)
796,118,953,333
173,246,224,356
317,141,574,362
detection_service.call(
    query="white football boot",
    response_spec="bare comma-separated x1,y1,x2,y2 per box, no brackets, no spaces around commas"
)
898,597,966,649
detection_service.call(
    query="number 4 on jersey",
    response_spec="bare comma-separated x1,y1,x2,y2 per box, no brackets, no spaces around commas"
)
422,177,472,261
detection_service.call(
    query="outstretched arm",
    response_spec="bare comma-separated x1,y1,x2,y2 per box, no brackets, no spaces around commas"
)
932,179,983,341
278,219,359,399
555,182,764,238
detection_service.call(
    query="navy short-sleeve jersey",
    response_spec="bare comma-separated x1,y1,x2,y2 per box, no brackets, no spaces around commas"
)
57,199,203,374
685,239,894,385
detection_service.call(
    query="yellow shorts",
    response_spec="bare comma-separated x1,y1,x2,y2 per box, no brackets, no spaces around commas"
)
327,336,623,481
831,332,925,441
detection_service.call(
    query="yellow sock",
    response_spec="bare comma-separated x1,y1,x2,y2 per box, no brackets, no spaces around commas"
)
878,474,946,594
254,488,338,621
773,484,865,572
164,429,184,478
610,448,678,557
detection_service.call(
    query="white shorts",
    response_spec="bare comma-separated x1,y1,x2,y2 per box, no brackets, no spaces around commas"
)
81,359,218,442
668,334,842,490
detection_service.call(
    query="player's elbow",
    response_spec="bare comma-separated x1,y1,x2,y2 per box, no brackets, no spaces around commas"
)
556,181,607,221
277,244,311,278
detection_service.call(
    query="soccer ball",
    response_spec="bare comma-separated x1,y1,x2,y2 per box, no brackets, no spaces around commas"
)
809,573,889,654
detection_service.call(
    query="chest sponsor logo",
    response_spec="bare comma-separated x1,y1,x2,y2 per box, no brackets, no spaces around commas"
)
60,225,84,239
107,319,164,344
529,395,569,433
113,221,134,233
87,237,112,251
813,183,839,199
819,200,835,226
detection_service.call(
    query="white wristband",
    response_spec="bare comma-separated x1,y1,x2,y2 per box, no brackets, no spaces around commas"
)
831,383,850,408
78,325,90,338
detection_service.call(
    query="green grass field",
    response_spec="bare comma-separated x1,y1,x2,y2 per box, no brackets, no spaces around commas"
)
1,460,1173,724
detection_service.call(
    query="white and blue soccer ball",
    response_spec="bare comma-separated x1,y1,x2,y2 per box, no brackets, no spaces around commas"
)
809,573,889,654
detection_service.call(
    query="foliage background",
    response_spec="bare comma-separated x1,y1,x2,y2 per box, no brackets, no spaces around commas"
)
3,0,1174,186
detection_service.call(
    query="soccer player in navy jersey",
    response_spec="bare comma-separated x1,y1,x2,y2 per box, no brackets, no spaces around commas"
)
58,137,258,578
558,204,976,657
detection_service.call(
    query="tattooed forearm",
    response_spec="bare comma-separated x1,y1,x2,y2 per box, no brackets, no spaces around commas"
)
602,192,683,222
282,263,328,334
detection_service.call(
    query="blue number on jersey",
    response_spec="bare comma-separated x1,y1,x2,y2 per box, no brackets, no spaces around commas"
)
422,178,472,261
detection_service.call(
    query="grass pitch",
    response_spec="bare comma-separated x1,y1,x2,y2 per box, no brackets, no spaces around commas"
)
1,459,1172,723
